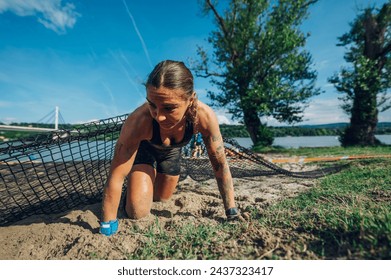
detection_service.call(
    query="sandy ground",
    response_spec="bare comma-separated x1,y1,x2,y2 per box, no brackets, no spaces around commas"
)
0,163,318,260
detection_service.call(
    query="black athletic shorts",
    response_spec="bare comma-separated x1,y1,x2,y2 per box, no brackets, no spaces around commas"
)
133,140,182,176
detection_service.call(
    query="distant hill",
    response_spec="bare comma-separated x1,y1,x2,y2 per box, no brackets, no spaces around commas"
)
220,122,391,138
376,122,391,128
291,122,391,129
292,123,349,129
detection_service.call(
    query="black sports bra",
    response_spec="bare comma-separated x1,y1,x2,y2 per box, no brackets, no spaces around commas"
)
147,119,194,150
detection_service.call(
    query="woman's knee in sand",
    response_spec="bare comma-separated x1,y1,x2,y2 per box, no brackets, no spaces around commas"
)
125,205,150,220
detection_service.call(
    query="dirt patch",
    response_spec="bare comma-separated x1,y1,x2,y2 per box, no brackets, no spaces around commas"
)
0,167,319,260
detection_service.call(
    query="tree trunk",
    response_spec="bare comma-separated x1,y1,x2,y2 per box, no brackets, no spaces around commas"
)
342,88,379,146
243,107,261,145
341,11,385,146
242,107,274,146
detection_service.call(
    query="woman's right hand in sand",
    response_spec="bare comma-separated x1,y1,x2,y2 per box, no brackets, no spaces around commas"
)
99,219,119,236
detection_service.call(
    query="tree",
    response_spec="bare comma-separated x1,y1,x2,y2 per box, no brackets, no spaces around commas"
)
193,0,320,146
329,1,391,146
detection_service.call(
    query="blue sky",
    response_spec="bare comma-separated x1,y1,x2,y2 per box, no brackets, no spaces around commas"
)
0,0,389,126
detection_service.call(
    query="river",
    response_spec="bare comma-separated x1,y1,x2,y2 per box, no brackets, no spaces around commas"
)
234,135,391,149
2,135,390,162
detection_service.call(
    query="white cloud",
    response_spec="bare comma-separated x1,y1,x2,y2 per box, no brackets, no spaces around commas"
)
323,83,335,88
213,108,240,125
216,114,231,124
301,98,349,124
199,95,390,127
260,98,350,126
315,59,330,70
0,101,10,107
0,0,80,34
194,88,207,96
208,97,350,126
0,117,17,124
378,109,391,123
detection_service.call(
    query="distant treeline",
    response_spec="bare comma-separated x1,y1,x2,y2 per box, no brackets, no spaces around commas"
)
6,122,74,129
0,123,74,141
219,123,391,138
1,122,391,141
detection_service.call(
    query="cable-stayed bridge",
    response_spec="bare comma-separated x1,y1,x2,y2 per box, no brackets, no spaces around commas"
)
0,106,66,132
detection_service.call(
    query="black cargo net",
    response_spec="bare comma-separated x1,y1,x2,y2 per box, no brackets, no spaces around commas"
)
0,113,343,225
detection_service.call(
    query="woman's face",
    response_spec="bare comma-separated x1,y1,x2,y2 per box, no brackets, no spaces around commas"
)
146,86,193,131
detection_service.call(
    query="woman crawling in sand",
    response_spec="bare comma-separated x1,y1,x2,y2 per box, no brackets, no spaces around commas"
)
100,60,240,236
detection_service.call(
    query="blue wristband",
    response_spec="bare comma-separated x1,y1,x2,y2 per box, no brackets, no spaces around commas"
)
99,219,118,236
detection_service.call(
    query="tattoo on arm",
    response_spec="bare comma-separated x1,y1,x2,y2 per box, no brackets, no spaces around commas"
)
205,136,230,176
114,142,123,158
204,134,234,209
114,141,133,159
211,135,221,142
208,142,225,172
202,134,221,147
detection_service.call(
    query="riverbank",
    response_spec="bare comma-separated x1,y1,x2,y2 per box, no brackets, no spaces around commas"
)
235,135,391,149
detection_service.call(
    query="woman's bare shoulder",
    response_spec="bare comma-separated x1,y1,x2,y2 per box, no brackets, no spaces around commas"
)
197,101,215,119
196,101,219,135
119,103,152,144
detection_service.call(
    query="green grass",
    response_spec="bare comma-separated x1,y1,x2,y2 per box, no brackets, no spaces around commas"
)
124,147,391,260
254,144,391,157
257,158,391,259
128,218,229,260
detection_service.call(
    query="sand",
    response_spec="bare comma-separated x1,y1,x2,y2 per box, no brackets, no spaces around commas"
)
0,161,319,260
